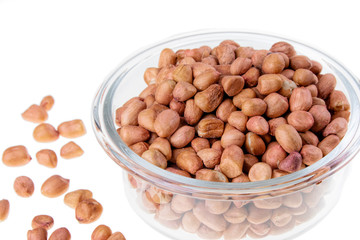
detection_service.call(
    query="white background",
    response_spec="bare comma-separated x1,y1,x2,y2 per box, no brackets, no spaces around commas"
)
0,0,360,239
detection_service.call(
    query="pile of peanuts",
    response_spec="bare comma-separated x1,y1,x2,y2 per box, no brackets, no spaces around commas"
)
115,40,350,183
130,173,330,239
0,96,126,240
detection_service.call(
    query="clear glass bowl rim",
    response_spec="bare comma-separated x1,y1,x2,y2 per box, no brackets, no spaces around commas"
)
92,29,360,196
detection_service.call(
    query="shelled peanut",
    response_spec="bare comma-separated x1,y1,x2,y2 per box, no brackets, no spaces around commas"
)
115,40,350,183
129,171,330,239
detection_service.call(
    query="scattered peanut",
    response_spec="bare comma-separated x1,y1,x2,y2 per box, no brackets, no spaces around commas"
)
60,141,84,159
64,189,93,208
33,123,59,142
13,176,34,198
2,145,32,167
36,149,58,168
32,215,54,230
49,227,71,240
92,225,112,240
41,175,70,198
0,199,10,222
22,104,48,123
58,119,86,138
75,198,103,224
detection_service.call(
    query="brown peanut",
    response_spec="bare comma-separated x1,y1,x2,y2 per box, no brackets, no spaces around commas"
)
242,98,267,117
245,132,266,156
278,152,302,173
2,145,32,167
64,189,93,208
184,99,203,125
176,151,203,175
27,228,48,240
197,117,224,138
107,232,126,240
287,110,314,132
275,124,302,153
194,84,224,112
154,109,180,137
14,176,34,198
155,79,176,105
36,149,57,168
289,87,312,112
92,225,112,240
41,175,70,198
328,90,350,112
49,227,71,240
58,119,86,138
197,148,221,168
60,141,84,159
221,76,245,97
216,99,237,122
119,125,150,146
264,93,289,118
220,145,244,178
0,199,10,222
270,41,296,57
221,128,245,148
196,169,228,182
76,198,103,224
233,88,256,108
40,95,55,111
262,53,286,74
293,69,317,86
246,116,269,135
318,135,340,156
173,81,197,102
262,142,287,169
323,117,348,138
290,55,312,70
170,126,195,148
22,104,48,123
173,64,193,83
317,73,336,99
32,215,54,230
158,48,176,68
144,67,159,85
142,149,167,169
249,162,272,182
257,74,283,95
33,123,59,142
230,57,252,75
309,105,331,132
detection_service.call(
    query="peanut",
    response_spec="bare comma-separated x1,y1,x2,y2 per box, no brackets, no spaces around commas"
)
32,215,54,230
143,67,159,85
278,152,302,173
154,109,180,137
197,148,221,168
257,74,283,95
2,145,32,167
290,55,312,70
246,116,269,135
287,110,314,132
107,232,126,240
0,199,10,222
118,125,150,146
318,135,340,156
60,141,84,159
328,90,350,112
49,227,71,240
293,69,317,86
41,175,70,198
22,104,48,123
58,119,86,138
141,149,167,169
176,151,203,175
64,189,93,208
301,145,323,165
33,123,59,142
13,176,34,198
92,225,112,240
220,145,244,178
262,142,287,169
323,117,348,138
317,73,336,99
76,198,103,224
158,48,176,68
270,41,296,58
249,162,272,182
182,212,201,233
173,64,193,83
233,88,256,108
27,228,47,240
194,84,224,112
36,149,57,168
262,53,286,74
230,57,252,75
221,76,245,97
289,87,312,112
275,124,302,153
309,105,331,132
264,93,289,118
196,169,228,182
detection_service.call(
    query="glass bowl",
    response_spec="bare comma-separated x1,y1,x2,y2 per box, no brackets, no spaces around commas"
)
92,30,360,240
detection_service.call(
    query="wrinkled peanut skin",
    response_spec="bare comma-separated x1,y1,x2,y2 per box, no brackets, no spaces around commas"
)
92,225,112,240
76,198,103,224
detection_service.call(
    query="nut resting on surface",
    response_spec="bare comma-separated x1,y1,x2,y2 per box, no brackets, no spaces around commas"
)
33,123,59,142
60,141,84,159
36,149,58,168
2,145,32,167
32,215,54,230
49,227,71,240
58,119,87,138
75,198,103,224
0,199,10,222
64,189,93,208
92,225,112,240
41,175,70,198
13,176,35,198
27,228,48,240
22,104,48,123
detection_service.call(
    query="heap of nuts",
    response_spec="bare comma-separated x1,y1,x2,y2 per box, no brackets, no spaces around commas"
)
115,40,350,183
1,96,126,240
